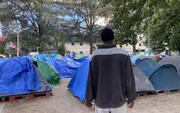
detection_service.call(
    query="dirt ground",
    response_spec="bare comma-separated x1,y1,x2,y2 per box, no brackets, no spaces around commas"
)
1,78,180,113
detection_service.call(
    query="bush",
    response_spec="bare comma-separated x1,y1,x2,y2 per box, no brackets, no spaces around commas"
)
0,47,5,54
57,42,66,56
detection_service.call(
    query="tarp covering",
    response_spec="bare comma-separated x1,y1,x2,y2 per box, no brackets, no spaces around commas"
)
50,54,64,60
0,64,52,98
159,56,180,76
0,57,8,64
34,54,48,61
132,64,155,93
67,57,154,100
37,60,60,85
67,58,90,100
0,57,41,94
137,59,180,90
23,55,34,60
46,56,88,78
74,54,84,59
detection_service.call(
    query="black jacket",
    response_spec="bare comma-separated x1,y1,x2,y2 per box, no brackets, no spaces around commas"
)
85,43,136,108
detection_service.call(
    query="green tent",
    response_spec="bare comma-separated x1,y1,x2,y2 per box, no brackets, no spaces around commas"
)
37,60,60,85
74,54,84,59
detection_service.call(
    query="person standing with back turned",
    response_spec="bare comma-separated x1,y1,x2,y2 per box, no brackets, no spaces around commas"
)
85,28,136,113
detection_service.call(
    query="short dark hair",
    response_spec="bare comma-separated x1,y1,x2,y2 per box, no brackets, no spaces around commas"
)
101,28,114,42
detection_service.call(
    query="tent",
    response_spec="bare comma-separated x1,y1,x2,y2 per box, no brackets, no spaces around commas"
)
34,54,48,61
67,58,90,100
136,58,180,90
74,54,84,59
23,54,34,60
0,57,8,64
0,57,52,98
145,54,158,62
46,59,78,78
132,64,155,93
46,57,88,78
67,57,154,101
131,54,147,64
36,60,60,85
50,54,64,60
159,56,180,76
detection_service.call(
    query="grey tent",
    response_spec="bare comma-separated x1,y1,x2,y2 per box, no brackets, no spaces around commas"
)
132,64,155,93
159,56,180,76
0,64,52,98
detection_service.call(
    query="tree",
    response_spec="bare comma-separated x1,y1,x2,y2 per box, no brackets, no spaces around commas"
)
100,0,180,54
0,0,70,53
57,42,66,56
150,0,180,54
100,0,149,53
63,0,110,54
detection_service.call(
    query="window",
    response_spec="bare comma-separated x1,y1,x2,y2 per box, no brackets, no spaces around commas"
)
71,43,74,46
80,51,83,54
139,43,141,46
80,43,83,46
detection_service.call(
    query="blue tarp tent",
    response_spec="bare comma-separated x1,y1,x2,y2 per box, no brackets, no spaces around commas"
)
67,58,90,100
50,54,64,59
0,57,41,94
67,56,155,101
34,54,48,61
46,56,88,78
136,58,180,90
0,57,8,64
23,55,34,60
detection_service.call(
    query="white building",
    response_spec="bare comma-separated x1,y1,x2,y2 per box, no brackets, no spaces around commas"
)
65,34,147,56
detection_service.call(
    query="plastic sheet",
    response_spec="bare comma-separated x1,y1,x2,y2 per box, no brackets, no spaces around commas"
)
67,56,155,100
34,54,48,61
50,54,64,59
0,57,41,94
37,60,60,85
67,58,90,100
0,57,8,64
46,56,89,78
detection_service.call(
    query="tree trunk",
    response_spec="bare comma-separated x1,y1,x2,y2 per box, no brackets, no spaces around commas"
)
38,47,42,54
168,50,172,56
90,38,93,55
179,48,180,55
133,44,136,53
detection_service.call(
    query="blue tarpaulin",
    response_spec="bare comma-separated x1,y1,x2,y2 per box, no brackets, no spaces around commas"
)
67,56,155,100
46,56,89,78
23,55,34,60
34,54,48,61
67,58,90,100
50,54,64,59
0,57,41,94
0,57,8,65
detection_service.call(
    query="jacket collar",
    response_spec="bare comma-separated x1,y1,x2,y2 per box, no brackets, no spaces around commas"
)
98,43,116,49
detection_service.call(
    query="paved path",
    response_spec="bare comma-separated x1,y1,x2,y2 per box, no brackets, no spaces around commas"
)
1,78,180,113
0,103,5,113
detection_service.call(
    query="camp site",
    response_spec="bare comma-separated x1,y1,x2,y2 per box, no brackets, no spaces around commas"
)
0,0,180,113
